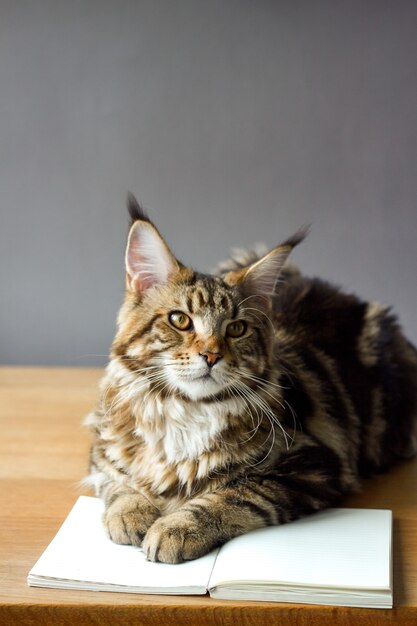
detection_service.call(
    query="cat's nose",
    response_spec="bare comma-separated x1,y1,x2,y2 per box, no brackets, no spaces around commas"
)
199,351,223,368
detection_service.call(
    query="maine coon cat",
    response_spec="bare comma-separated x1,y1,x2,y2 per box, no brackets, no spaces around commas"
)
85,195,417,564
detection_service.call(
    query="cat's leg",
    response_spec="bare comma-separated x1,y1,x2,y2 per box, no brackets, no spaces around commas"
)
142,486,266,563
103,484,160,547
143,445,346,563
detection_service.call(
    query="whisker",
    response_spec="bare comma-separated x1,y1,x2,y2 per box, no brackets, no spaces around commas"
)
240,306,275,330
234,379,293,451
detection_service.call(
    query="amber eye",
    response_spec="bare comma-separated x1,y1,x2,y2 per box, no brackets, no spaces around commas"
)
168,311,193,331
226,320,247,338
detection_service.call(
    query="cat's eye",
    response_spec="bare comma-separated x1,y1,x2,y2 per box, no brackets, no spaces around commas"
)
168,311,193,331
226,320,247,338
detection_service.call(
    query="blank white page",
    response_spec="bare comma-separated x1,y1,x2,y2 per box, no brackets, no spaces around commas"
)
209,508,392,591
28,496,218,593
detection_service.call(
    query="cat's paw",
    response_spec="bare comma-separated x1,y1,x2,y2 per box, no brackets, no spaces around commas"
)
143,511,213,563
104,493,160,547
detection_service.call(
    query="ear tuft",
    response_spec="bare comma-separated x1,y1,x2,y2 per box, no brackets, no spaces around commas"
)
279,225,310,251
127,192,151,226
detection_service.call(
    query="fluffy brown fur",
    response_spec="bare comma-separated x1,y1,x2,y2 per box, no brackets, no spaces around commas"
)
85,196,417,563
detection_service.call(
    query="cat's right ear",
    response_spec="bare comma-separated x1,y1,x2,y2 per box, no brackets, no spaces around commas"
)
125,199,180,294
224,227,309,297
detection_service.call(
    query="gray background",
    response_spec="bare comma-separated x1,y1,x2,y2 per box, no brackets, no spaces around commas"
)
1,0,416,366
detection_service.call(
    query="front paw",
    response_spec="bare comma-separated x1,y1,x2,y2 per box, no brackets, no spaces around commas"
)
104,493,160,547
143,511,214,564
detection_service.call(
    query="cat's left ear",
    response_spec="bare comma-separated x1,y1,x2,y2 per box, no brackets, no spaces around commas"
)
125,195,180,293
224,227,308,296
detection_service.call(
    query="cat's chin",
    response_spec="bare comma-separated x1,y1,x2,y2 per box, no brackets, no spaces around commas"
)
173,375,225,401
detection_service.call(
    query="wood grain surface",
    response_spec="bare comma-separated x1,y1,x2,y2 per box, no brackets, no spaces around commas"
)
1,366,416,625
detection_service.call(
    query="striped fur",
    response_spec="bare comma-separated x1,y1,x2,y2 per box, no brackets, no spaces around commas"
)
85,198,417,563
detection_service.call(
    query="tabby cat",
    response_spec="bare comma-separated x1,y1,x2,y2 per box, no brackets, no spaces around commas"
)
85,195,417,564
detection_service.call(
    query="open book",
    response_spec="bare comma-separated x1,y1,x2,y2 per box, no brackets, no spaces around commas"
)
28,496,393,608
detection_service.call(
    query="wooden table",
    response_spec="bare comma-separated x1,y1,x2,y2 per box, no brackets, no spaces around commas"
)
0,367,416,625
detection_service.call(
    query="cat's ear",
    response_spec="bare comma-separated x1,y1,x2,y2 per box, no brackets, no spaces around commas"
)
125,195,180,293
224,227,308,297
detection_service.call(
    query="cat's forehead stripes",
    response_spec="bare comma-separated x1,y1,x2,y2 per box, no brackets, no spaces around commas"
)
182,275,238,319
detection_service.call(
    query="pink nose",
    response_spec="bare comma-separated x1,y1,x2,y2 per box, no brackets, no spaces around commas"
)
199,351,223,367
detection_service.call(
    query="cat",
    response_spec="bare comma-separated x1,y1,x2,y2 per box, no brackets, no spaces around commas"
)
84,194,417,564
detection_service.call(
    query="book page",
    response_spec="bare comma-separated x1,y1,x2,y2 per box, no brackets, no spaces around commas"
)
209,508,392,592
28,496,218,594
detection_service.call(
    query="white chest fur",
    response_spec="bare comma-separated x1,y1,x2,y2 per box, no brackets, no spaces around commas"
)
133,394,243,464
